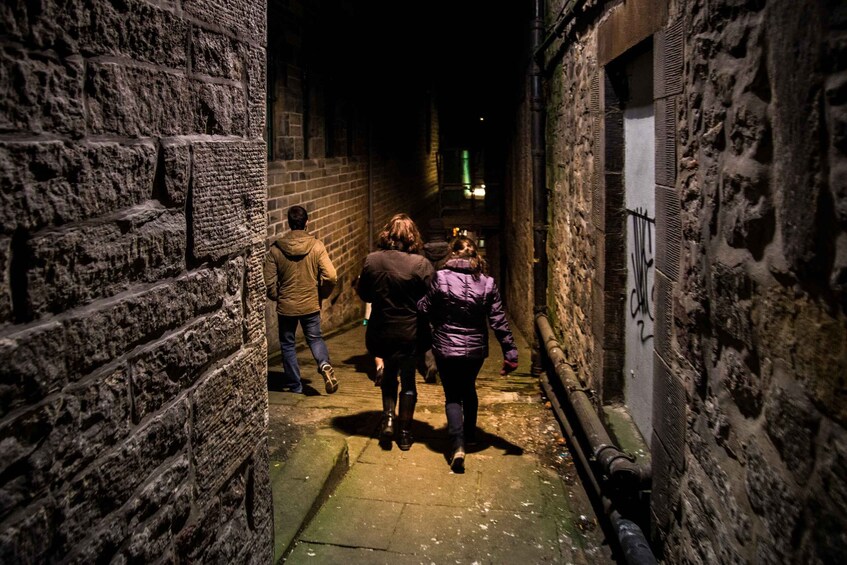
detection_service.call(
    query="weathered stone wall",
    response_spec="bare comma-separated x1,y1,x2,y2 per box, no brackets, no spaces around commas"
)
665,1,846,561
504,0,847,562
503,79,536,340
265,0,439,355
545,19,602,393
0,1,272,562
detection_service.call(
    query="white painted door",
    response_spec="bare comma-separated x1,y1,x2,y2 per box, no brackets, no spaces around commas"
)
622,47,655,443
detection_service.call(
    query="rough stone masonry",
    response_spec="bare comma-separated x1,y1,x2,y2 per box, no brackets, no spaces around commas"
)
1,1,272,562
503,0,847,562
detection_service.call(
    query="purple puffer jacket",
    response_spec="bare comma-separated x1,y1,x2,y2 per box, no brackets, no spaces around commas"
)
417,258,518,363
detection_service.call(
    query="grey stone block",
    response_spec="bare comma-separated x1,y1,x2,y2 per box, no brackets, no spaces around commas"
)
0,365,131,517
246,45,267,139
184,0,266,46
191,141,265,262
192,80,247,136
192,346,266,497
1,0,186,67
0,46,85,134
245,244,267,343
115,460,192,564
86,63,193,136
720,347,765,417
24,204,186,317
798,426,847,563
250,442,274,553
0,498,57,564
161,139,191,207
130,300,243,422
0,141,157,233
826,78,847,224
720,155,774,254
711,261,753,345
84,0,188,67
63,266,229,375
0,321,67,414
57,399,190,552
192,28,243,81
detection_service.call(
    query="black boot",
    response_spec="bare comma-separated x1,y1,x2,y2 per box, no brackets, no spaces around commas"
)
380,380,398,445
397,393,417,451
380,412,395,439
450,442,466,473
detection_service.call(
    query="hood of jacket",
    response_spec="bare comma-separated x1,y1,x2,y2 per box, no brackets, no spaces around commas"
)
424,241,450,264
443,257,475,273
274,230,316,258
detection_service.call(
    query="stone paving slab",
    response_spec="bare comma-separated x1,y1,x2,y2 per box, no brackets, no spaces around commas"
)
285,542,425,565
390,504,562,563
331,451,480,508
300,496,406,550
270,434,348,562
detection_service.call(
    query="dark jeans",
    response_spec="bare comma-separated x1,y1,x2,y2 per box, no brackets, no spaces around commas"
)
278,312,330,392
381,342,417,414
436,357,485,449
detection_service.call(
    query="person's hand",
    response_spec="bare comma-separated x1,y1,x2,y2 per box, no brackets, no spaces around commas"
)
500,359,518,376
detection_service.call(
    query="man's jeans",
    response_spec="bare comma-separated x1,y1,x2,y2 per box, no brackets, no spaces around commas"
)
278,312,330,392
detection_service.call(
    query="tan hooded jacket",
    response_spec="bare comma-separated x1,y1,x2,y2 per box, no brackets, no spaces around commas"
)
263,230,337,316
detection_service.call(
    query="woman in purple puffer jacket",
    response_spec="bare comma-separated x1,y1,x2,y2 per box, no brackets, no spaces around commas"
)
417,235,518,472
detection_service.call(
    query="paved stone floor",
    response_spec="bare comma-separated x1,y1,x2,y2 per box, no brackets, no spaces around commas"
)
268,322,615,564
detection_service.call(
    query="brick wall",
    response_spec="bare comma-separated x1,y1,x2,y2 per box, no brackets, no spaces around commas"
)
504,0,847,562
0,1,272,562
265,0,439,356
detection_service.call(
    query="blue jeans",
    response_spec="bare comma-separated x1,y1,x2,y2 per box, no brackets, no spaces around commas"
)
278,312,330,391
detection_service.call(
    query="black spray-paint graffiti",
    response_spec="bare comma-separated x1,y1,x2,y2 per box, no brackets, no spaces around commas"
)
628,207,655,343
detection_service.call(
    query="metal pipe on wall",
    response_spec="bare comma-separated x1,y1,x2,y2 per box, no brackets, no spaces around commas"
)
536,313,651,490
539,372,656,565
531,0,548,316
367,119,374,251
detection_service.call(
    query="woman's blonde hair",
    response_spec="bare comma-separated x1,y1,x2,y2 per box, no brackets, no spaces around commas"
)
449,235,486,277
377,213,423,253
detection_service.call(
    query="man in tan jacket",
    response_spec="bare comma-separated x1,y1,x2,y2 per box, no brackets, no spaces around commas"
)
263,206,338,394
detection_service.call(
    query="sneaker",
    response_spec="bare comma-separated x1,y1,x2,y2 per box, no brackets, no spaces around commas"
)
320,363,338,394
450,447,465,473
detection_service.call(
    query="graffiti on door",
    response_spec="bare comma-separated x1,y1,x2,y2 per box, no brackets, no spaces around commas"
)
628,207,655,343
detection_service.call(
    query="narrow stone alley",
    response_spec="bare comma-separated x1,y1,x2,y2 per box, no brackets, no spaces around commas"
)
267,323,613,564
2,0,845,563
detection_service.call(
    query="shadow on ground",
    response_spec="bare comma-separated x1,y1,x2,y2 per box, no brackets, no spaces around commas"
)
341,354,374,376
330,410,525,462
267,369,323,396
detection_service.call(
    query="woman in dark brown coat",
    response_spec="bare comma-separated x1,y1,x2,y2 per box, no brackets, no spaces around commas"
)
356,214,434,450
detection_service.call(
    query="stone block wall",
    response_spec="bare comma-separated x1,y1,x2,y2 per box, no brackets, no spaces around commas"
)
503,79,535,340
0,1,272,562
504,0,847,562
265,0,440,355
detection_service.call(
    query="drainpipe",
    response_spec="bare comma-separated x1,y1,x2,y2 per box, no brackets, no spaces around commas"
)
537,313,655,565
536,314,651,490
538,372,655,565
531,0,549,377
367,120,373,251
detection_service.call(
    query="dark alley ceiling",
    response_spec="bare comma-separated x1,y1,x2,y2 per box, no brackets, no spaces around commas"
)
302,0,531,145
